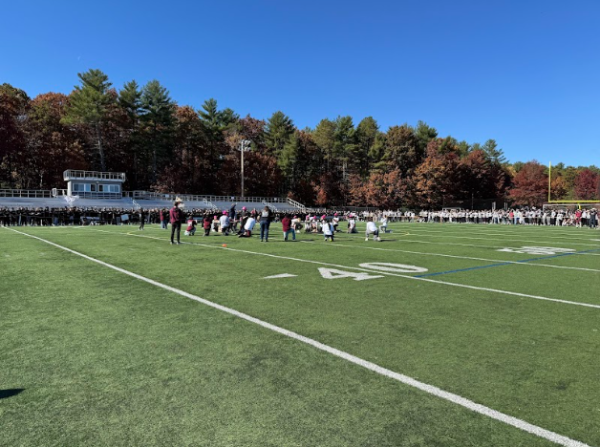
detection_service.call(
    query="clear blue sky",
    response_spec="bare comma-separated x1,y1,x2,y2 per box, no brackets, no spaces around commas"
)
2,0,599,167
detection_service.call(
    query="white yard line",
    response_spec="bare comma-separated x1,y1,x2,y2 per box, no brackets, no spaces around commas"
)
394,225,600,243
381,230,599,247
299,241,600,273
5,227,592,447
342,232,600,253
91,229,600,310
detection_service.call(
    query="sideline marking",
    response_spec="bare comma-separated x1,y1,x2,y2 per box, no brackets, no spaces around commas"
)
92,228,600,310
5,227,592,447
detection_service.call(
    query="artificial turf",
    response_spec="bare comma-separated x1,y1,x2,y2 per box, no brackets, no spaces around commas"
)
1,222,599,446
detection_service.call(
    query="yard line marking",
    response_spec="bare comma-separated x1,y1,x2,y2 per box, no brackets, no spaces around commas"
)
342,232,600,253
398,226,600,243
264,273,298,279
301,241,600,273
381,231,599,247
91,229,600,310
5,227,592,447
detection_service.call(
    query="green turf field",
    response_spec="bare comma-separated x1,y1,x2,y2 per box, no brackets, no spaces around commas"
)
1,222,599,446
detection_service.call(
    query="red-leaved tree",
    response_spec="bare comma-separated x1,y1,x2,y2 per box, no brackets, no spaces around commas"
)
508,161,547,206
574,168,599,200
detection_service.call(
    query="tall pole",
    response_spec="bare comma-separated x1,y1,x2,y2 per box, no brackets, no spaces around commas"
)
240,140,251,199
548,161,552,202
241,147,245,198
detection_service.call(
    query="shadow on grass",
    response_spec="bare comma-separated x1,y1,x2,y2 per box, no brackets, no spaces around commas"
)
0,389,24,400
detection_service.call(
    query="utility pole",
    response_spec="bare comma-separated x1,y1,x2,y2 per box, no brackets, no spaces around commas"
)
239,140,252,198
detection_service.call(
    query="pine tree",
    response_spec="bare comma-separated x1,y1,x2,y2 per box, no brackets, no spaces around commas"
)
264,111,294,158
140,80,175,184
62,69,114,171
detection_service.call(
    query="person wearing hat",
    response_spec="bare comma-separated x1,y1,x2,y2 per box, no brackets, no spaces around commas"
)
219,211,231,235
169,201,184,244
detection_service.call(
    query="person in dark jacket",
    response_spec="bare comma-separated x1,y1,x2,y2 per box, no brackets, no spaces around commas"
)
138,208,146,230
169,201,184,244
259,206,273,242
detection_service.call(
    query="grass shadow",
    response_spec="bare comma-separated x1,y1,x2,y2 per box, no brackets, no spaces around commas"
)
0,389,24,400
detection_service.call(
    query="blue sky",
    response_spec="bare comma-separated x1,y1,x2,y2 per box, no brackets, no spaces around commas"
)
2,0,599,167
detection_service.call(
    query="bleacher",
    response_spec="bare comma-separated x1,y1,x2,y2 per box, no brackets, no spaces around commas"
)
0,190,307,212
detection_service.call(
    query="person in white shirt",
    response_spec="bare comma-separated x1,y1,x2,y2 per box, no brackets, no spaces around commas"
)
379,216,388,233
347,214,357,233
332,213,340,232
238,216,256,237
323,220,335,242
365,219,380,241
219,211,231,235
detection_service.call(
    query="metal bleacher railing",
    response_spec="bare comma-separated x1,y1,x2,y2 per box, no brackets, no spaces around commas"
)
63,170,126,181
1,188,309,209
0,189,56,198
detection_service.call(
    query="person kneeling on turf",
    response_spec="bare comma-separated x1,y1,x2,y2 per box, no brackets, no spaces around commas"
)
239,215,256,237
365,219,380,241
184,216,196,236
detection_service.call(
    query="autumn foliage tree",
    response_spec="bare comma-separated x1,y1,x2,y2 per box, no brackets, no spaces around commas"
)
1,70,597,208
574,169,600,200
508,161,548,206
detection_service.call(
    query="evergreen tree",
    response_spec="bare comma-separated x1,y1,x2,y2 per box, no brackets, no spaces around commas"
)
333,115,356,181
62,69,114,171
312,118,336,170
264,111,294,158
414,120,437,154
355,117,381,178
482,139,507,165
140,80,175,184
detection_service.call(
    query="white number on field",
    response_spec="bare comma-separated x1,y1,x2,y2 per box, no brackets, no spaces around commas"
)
497,246,575,255
318,268,384,281
358,263,428,273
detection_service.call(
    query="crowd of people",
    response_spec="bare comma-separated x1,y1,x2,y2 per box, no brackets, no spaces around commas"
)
416,208,599,227
1,204,598,239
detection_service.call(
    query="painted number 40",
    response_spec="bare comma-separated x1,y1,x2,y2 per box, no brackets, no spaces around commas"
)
318,263,428,281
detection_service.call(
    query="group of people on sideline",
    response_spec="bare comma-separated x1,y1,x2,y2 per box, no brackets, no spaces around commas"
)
1,204,597,237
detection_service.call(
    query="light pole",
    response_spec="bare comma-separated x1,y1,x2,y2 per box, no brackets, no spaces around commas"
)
238,139,252,198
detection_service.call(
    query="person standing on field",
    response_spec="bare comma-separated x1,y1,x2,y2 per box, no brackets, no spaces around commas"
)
281,214,296,241
259,206,273,242
170,201,184,245
138,208,146,230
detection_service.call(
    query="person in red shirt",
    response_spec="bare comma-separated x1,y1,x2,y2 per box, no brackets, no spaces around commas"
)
185,216,196,236
169,201,184,244
203,214,212,236
281,214,296,241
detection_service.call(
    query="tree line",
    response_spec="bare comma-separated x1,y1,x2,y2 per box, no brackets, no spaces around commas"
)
1,69,598,208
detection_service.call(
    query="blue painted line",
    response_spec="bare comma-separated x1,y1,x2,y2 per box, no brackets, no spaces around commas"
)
414,248,600,278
